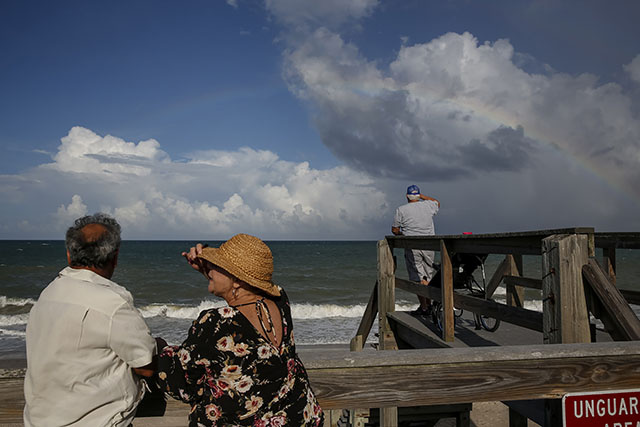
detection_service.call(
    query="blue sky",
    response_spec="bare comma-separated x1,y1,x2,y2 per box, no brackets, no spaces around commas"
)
1,0,640,239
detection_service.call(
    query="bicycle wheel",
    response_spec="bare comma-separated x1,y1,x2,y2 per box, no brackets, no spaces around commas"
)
432,303,443,332
478,298,500,332
433,303,461,332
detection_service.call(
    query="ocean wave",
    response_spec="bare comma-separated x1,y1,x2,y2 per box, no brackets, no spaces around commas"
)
290,302,417,319
0,296,37,307
0,296,35,317
1,295,629,329
0,314,30,326
0,328,27,338
139,300,418,320
139,300,227,319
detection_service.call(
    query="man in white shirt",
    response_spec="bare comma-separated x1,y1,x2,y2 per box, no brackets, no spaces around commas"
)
24,213,161,427
392,185,440,316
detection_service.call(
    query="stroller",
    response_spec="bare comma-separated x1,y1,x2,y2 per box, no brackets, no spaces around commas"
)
427,253,500,332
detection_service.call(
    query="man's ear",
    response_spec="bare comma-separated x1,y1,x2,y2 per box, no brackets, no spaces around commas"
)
112,250,119,269
66,250,71,265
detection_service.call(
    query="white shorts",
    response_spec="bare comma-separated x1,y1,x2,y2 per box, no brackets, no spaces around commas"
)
404,249,436,283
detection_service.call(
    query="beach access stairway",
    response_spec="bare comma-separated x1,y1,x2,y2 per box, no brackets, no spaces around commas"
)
346,228,640,426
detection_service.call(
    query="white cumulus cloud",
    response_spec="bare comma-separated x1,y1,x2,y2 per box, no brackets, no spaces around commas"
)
282,29,640,200
48,126,169,177
0,127,390,239
624,54,640,84
56,194,88,224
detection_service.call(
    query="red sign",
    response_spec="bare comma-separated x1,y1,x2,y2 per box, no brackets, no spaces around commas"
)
563,389,640,427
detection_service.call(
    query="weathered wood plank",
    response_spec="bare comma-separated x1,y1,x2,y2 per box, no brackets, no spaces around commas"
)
485,256,511,299
395,278,543,332
0,378,24,421
440,240,454,342
386,228,595,255
377,239,398,425
379,406,397,427
453,293,543,332
350,282,378,351
506,255,525,309
377,240,397,351
602,246,617,286
503,276,542,290
304,342,640,409
582,258,640,341
387,311,455,349
541,234,591,344
395,277,442,301
594,232,640,249
5,343,640,417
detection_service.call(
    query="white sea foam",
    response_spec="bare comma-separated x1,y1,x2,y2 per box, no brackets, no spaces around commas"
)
0,314,30,326
491,295,543,312
139,301,417,320
0,296,36,307
0,328,27,337
138,300,226,319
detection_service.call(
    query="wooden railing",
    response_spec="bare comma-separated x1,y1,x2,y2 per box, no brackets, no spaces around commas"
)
3,342,640,426
366,228,640,346
308,342,640,409
348,228,640,426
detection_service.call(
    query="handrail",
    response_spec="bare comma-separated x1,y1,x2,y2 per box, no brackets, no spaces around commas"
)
385,228,596,255
306,342,640,409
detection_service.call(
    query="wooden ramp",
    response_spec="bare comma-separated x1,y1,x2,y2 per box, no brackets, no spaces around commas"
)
387,310,551,350
582,258,640,341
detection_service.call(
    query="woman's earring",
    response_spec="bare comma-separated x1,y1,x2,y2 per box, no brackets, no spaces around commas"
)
232,288,237,299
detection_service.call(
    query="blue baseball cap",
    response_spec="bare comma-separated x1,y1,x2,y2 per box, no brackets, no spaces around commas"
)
407,185,420,195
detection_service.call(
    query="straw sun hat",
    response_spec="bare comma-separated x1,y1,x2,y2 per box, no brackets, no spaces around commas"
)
198,233,281,297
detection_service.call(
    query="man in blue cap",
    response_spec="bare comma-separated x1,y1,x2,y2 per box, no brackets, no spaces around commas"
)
392,185,440,316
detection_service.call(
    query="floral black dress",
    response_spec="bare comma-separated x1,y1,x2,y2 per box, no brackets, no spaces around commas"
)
157,289,324,427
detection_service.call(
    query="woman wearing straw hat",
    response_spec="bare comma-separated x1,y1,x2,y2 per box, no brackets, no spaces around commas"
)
157,233,324,427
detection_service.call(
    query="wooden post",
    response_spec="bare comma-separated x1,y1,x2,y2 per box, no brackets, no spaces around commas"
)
541,234,590,427
377,239,398,426
380,407,398,427
485,256,511,299
440,239,454,342
506,255,525,308
541,234,591,344
582,259,640,340
350,282,378,352
603,246,617,286
377,239,397,351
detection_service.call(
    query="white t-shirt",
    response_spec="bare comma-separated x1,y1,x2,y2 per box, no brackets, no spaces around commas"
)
24,267,156,427
392,200,439,236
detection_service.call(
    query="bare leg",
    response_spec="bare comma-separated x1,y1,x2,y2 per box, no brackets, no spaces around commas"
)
419,279,431,309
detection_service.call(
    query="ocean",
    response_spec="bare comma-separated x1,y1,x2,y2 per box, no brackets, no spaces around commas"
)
1,240,639,359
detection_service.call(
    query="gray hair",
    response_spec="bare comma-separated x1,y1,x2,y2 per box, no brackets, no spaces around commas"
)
407,194,420,201
65,213,121,269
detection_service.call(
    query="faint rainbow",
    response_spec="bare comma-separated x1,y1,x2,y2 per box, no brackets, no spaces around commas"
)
353,83,639,205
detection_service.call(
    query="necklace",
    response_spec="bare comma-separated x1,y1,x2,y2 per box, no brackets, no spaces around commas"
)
231,299,278,345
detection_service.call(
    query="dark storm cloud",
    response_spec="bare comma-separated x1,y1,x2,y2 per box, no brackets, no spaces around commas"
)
459,126,535,172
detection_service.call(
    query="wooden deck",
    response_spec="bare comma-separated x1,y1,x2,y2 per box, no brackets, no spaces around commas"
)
387,309,612,350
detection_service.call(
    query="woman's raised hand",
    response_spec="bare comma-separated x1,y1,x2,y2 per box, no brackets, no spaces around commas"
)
181,243,206,273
